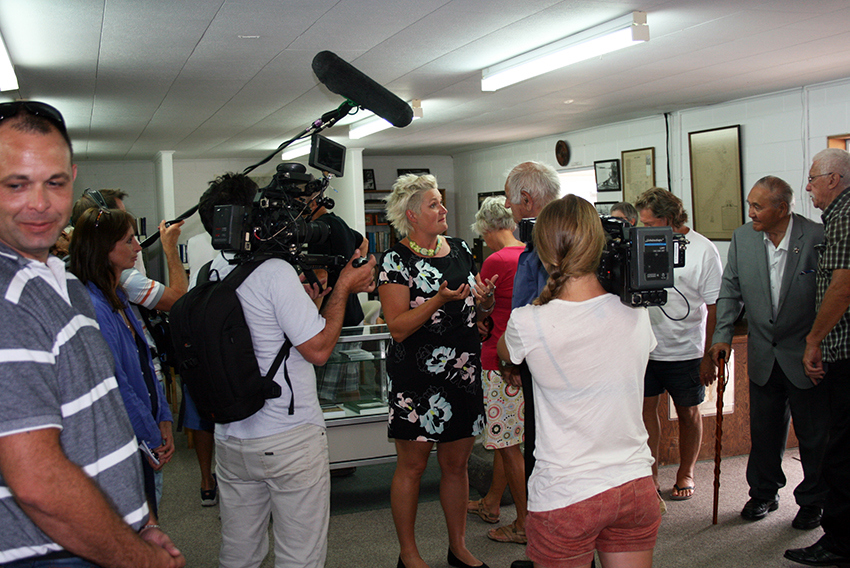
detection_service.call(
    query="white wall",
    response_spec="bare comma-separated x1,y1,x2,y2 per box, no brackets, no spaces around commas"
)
72,75,850,275
452,76,850,264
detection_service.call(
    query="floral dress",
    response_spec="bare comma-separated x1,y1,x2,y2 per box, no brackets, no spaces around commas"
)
379,237,485,442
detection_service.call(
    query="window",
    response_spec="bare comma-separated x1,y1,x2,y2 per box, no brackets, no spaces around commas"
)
558,167,597,203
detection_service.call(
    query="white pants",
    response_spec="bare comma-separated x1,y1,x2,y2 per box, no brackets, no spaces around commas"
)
216,424,330,568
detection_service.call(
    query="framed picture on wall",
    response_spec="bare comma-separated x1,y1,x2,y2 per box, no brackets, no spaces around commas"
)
363,168,376,190
688,125,743,240
594,201,618,216
375,212,389,226
621,147,656,204
397,168,430,176
594,159,621,192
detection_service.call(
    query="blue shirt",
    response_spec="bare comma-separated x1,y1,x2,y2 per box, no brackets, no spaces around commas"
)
87,283,172,449
512,243,549,309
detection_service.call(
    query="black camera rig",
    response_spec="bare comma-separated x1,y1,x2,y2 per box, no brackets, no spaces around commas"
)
211,135,352,271
518,216,687,308
597,216,686,307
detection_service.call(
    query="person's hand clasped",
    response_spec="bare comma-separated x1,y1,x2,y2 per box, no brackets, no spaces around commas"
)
300,271,331,301
707,342,731,384
472,273,499,306
339,251,377,295
140,525,186,568
158,219,184,249
803,343,825,384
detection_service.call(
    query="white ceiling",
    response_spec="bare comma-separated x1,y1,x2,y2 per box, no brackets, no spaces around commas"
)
1,0,849,162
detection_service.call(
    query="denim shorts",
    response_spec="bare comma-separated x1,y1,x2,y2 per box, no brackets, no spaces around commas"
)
644,358,705,407
526,476,661,568
182,382,214,432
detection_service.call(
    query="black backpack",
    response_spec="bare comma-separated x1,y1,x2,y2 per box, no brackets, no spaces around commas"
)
170,258,293,423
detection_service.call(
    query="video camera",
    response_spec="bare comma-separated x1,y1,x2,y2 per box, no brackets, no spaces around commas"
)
597,216,686,307
518,216,687,308
211,133,352,270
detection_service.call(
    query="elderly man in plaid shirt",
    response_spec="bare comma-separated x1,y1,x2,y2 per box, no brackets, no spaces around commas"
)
785,148,850,567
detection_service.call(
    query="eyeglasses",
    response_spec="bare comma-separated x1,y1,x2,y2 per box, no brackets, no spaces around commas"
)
0,101,67,135
84,188,111,228
807,172,844,183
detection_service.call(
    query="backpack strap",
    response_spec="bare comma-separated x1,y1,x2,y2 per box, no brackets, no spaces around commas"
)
223,258,296,415
198,260,213,284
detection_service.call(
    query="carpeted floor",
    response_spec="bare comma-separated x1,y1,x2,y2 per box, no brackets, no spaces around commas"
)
159,433,823,568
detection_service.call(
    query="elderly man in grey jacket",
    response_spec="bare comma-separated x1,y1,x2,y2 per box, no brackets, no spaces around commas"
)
710,175,828,531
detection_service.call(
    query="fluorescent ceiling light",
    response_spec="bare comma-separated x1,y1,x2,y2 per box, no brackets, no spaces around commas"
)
348,100,422,140
481,11,648,92
0,32,19,92
281,140,310,160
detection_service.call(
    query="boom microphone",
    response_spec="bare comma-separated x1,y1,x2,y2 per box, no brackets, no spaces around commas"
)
312,51,413,128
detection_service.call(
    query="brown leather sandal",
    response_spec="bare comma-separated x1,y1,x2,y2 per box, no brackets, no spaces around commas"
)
467,498,500,524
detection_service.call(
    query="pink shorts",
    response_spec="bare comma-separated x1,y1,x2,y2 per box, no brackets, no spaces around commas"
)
526,476,661,568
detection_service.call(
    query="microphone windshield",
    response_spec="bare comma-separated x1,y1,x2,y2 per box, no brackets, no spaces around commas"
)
312,51,413,128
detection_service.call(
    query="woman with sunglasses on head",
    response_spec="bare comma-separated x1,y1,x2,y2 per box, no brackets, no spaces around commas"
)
497,195,661,568
69,206,174,518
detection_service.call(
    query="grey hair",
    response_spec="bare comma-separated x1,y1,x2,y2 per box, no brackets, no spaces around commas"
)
384,174,439,237
610,201,639,225
504,161,561,207
471,195,516,236
812,148,850,182
754,175,794,211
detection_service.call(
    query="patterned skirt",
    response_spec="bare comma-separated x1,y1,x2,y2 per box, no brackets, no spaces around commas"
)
482,369,525,449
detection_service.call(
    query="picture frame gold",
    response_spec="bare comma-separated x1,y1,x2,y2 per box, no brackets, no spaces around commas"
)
621,147,656,205
688,125,744,240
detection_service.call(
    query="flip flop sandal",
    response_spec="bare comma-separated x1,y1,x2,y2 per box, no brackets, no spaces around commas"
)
671,483,695,501
487,521,527,544
467,499,500,524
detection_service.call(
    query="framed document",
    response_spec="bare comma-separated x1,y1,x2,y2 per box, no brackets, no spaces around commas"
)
594,201,618,216
594,159,621,192
688,125,744,240
363,169,376,190
621,147,656,204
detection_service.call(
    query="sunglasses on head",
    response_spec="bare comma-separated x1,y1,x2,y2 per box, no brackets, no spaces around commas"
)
0,101,67,134
83,188,111,228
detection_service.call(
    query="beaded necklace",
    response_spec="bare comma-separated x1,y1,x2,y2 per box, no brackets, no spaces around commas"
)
408,234,443,257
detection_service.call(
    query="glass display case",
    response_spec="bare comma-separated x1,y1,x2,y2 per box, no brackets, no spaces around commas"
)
314,324,396,469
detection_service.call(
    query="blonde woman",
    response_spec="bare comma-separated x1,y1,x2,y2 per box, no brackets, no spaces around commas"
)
498,195,660,568
379,174,494,568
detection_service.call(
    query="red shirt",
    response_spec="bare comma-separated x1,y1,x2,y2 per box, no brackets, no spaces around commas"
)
480,245,524,370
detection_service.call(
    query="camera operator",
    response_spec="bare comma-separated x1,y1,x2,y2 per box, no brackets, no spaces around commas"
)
635,187,723,501
195,172,377,568
294,164,370,402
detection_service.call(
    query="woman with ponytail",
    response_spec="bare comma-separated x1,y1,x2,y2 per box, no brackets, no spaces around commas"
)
497,195,661,568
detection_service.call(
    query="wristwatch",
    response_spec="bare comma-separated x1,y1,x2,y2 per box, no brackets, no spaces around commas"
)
498,358,514,371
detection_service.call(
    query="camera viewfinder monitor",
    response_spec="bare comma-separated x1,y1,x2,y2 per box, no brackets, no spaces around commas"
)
309,133,346,177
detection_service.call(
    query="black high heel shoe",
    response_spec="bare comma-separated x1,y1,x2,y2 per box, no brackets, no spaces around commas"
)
448,548,490,568
397,557,405,568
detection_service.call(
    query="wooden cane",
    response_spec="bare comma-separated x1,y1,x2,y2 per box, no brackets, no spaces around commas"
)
712,350,727,525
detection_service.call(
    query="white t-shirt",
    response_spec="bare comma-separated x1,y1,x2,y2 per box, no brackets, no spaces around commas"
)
648,229,722,360
503,294,657,512
187,233,217,278
209,255,327,440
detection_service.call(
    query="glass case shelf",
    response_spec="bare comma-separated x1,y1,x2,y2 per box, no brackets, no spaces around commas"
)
315,324,391,422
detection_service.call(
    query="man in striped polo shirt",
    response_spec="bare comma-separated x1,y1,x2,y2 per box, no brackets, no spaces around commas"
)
0,101,184,568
